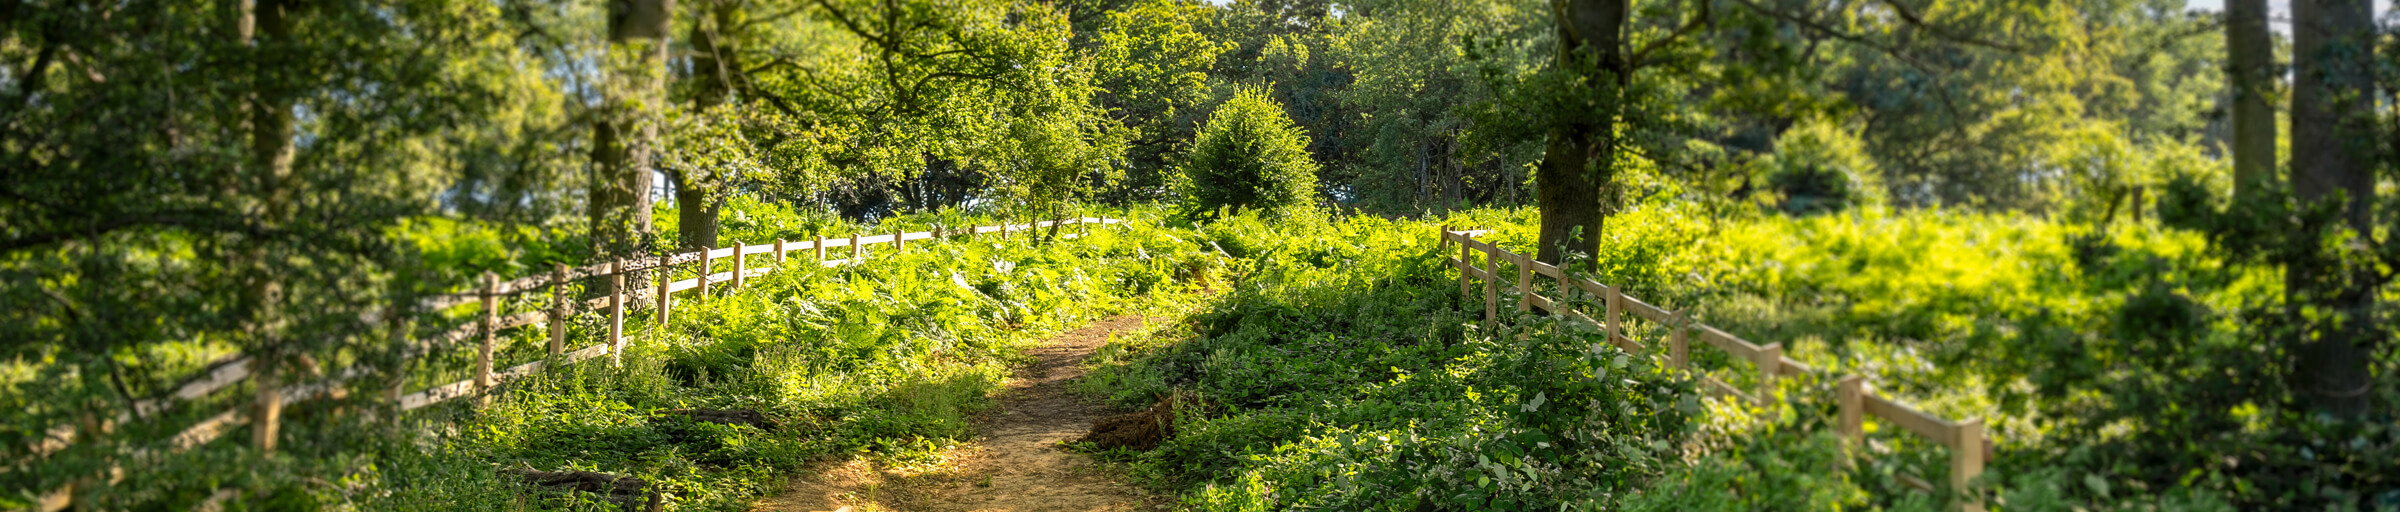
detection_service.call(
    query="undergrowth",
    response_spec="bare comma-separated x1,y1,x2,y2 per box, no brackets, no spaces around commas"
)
1080,203,2396,511
342,204,1216,510
1084,212,1706,510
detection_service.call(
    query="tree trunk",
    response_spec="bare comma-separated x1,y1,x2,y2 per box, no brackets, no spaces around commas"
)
669,2,743,252
1046,203,1066,243
1535,0,1629,266
589,0,672,255
674,176,720,251
2226,0,2276,202
690,4,742,108
243,0,300,452
2285,0,2376,417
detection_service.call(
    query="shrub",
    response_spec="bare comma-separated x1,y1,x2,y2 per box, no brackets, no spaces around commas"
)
1177,86,1320,222
1759,118,1879,215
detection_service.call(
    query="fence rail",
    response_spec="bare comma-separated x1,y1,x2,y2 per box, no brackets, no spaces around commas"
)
17,216,1124,512
1439,226,1987,512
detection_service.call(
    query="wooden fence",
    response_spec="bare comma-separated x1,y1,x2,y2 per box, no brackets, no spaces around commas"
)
17,217,1123,512
1440,227,1987,512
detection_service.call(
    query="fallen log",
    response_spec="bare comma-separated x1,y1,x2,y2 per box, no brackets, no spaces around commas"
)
505,468,661,512
1077,393,1208,451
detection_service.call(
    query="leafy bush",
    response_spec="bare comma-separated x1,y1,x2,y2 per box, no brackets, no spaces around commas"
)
1177,86,1322,222
1758,118,1879,215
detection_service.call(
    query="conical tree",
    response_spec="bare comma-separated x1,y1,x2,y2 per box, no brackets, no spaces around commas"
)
1178,86,1320,221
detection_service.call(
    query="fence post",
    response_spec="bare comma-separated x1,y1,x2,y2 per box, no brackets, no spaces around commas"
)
732,244,747,290
1753,343,1783,408
549,263,568,356
476,271,498,405
897,229,907,252
1668,309,1689,369
1455,231,1471,304
814,235,826,262
1482,242,1499,324
1952,418,1986,512
253,356,281,452
1605,284,1623,345
655,254,671,326
1552,265,1577,310
851,232,863,261
609,258,625,366
386,317,413,407
775,239,787,266
1516,252,1533,313
697,247,713,302
1836,375,1864,457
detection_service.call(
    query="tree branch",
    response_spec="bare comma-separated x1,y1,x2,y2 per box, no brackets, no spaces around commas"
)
810,0,894,49
1629,0,1711,69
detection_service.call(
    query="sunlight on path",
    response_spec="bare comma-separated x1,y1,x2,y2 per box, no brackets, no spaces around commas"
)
752,315,1163,512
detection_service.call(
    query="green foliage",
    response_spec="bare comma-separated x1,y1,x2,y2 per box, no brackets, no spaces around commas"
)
657,196,848,249
712,0,1135,217
1085,212,1698,510
1080,202,2392,510
1685,203,2397,509
1091,0,1232,200
2,3,583,504
11,0,2396,510
662,103,769,213
1782,0,2229,208
1754,118,1881,215
1616,431,1877,512
1178,87,1323,221
357,202,1217,510
393,217,589,280
1332,0,1552,211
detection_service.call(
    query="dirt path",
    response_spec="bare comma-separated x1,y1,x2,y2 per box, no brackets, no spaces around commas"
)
753,315,1162,512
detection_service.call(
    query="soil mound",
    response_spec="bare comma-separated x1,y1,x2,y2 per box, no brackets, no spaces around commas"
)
1076,394,1202,451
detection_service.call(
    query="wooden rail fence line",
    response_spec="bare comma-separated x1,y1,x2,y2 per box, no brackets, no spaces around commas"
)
1439,226,1987,512
16,216,1125,512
